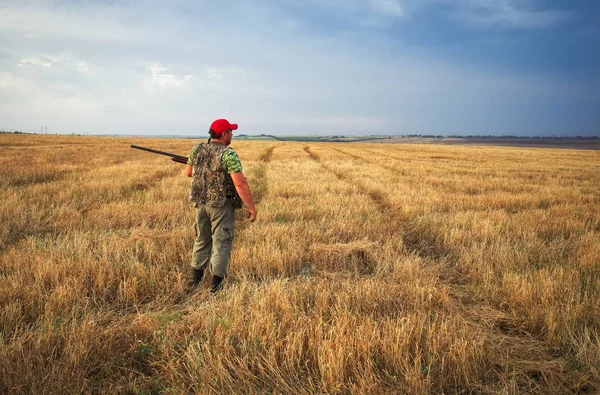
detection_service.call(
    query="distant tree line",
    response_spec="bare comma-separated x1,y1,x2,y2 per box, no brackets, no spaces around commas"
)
1,129,597,139
0,129,25,134
444,135,599,139
367,134,598,139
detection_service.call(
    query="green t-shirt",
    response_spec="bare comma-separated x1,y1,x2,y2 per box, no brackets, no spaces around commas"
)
187,144,243,173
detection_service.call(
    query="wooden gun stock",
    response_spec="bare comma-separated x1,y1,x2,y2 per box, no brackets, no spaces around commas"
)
130,144,188,165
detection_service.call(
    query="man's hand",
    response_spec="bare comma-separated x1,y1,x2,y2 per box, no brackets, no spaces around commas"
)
184,165,193,177
231,172,256,222
247,207,257,222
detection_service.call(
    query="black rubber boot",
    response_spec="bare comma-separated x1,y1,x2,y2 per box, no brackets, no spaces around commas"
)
209,275,224,293
188,269,204,287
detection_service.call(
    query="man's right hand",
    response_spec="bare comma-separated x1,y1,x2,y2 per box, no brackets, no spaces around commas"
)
247,207,257,222
231,172,256,222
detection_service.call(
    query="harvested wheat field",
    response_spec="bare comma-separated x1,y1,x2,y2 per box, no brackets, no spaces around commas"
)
1,134,599,394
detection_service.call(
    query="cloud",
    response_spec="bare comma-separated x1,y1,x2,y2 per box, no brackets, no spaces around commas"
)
17,56,56,68
449,0,570,29
206,67,246,88
0,3,131,42
281,0,408,28
143,64,194,92
0,71,38,100
17,55,89,73
280,0,568,30
0,0,595,136
368,0,405,17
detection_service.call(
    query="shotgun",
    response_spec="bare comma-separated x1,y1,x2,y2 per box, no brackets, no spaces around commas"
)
130,144,188,164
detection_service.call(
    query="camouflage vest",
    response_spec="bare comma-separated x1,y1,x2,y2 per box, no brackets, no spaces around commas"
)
189,143,243,209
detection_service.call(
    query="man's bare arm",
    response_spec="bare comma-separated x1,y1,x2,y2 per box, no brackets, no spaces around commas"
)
230,172,256,222
184,165,193,177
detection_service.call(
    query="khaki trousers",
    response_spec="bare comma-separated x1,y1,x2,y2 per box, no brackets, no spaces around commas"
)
191,202,235,278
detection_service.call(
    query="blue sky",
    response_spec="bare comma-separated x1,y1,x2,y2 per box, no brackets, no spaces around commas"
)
0,0,598,136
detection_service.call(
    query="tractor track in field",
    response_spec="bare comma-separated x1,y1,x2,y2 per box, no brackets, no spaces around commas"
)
330,147,399,174
305,146,438,256
248,145,277,205
304,146,395,213
260,146,275,163
302,144,590,392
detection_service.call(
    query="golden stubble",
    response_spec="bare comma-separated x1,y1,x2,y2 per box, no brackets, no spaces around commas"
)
1,134,599,394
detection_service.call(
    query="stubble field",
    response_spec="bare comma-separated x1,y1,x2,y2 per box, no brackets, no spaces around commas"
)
1,134,599,394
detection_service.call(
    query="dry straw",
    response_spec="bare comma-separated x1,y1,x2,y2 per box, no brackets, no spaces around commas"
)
1,134,599,393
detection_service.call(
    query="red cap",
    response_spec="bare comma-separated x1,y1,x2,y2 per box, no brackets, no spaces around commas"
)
210,119,238,135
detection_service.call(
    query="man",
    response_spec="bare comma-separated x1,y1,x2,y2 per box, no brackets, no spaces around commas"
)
184,119,256,292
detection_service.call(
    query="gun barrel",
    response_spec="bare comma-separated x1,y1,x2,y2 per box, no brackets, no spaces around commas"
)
131,145,188,162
